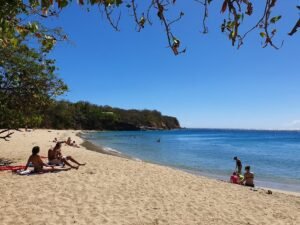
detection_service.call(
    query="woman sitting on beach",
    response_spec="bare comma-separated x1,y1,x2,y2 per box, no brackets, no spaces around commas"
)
48,143,85,169
25,146,70,173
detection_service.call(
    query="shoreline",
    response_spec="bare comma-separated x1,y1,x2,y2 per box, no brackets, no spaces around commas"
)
78,131,137,160
80,140,135,160
79,131,300,197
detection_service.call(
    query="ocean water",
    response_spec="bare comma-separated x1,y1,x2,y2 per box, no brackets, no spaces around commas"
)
83,129,300,192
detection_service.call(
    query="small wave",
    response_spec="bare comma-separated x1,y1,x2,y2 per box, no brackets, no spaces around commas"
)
103,146,142,161
133,158,142,162
103,147,122,154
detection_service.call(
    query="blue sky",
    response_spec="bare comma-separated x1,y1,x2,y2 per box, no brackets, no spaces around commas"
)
47,1,300,129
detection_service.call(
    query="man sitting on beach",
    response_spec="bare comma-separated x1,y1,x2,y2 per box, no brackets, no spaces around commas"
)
233,156,242,174
242,165,255,187
25,146,70,173
48,143,85,169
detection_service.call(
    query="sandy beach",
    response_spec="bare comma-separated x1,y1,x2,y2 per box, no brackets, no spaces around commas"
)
0,129,299,225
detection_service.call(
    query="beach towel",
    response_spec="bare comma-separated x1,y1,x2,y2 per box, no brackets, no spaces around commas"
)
0,166,26,171
16,169,32,175
13,169,46,176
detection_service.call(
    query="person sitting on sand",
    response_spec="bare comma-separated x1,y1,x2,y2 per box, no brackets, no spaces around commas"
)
233,156,242,174
242,165,255,187
71,141,80,148
66,137,72,146
230,172,240,184
24,146,70,173
48,143,85,169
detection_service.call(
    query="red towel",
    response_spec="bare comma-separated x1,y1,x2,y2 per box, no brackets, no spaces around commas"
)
0,166,26,171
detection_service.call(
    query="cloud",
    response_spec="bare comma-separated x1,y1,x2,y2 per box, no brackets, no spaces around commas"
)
290,120,300,126
283,120,300,130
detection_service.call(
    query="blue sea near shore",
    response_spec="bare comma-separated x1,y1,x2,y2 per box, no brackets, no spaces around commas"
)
83,129,300,192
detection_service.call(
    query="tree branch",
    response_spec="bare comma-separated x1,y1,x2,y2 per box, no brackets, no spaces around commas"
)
131,0,145,32
0,130,14,141
154,0,185,55
103,5,121,31
288,19,300,36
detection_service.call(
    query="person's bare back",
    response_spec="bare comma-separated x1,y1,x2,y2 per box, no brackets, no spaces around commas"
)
48,148,56,161
27,154,44,172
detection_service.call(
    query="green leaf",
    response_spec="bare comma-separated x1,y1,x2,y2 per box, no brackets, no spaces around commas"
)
115,0,123,6
10,38,19,47
260,32,266,38
29,0,40,8
41,0,52,9
270,15,282,24
58,0,68,9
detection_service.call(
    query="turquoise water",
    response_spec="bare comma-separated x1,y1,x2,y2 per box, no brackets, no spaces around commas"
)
83,129,300,192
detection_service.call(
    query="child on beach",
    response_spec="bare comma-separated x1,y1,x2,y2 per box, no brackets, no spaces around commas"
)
233,156,242,174
230,172,240,184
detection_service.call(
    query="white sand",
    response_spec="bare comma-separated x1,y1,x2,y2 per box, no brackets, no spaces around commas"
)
0,129,299,225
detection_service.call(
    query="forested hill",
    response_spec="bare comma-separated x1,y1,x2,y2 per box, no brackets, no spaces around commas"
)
41,101,181,131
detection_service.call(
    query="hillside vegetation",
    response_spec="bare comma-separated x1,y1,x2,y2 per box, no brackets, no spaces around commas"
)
40,101,180,131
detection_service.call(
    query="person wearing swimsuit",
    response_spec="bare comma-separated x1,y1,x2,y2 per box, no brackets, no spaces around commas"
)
48,143,85,169
242,165,255,187
233,156,242,174
25,146,70,173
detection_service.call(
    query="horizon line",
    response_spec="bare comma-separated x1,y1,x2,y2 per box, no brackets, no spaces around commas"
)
182,127,300,132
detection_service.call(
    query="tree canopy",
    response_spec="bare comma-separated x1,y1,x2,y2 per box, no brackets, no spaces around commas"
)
41,100,180,130
0,0,67,140
1,1,299,56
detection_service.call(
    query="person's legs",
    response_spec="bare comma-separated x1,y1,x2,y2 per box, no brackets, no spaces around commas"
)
238,166,242,174
65,156,86,166
244,183,255,188
52,167,71,172
41,167,71,173
61,158,79,169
